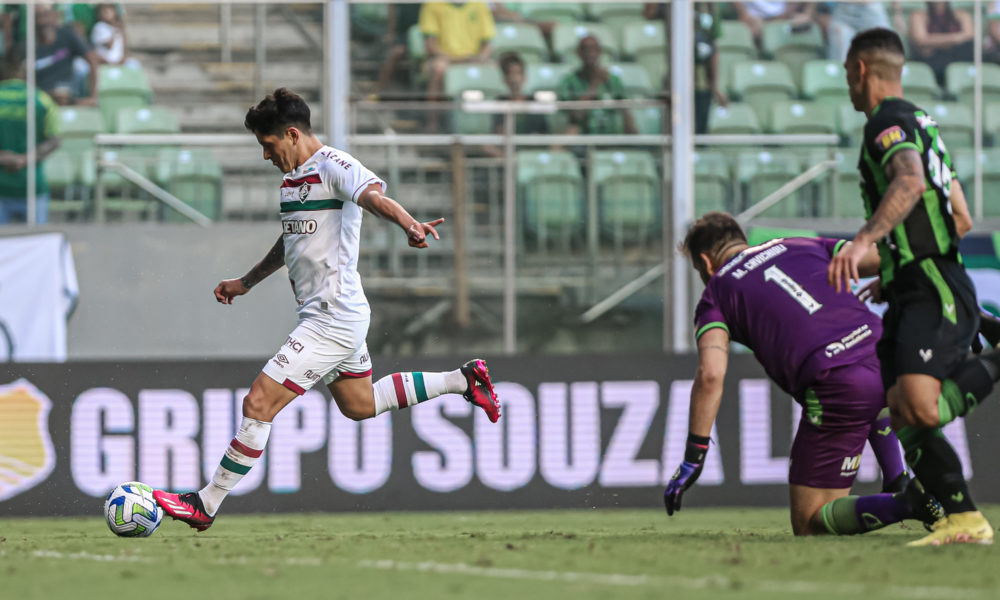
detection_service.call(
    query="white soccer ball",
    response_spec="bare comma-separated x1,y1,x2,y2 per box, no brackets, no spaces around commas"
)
104,481,163,538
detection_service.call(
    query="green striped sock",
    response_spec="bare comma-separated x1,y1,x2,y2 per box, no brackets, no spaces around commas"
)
372,370,467,416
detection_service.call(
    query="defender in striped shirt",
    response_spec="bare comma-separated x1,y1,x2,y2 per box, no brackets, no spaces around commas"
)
154,89,500,531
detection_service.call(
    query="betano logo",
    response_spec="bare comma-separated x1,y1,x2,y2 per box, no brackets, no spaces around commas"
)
0,379,56,501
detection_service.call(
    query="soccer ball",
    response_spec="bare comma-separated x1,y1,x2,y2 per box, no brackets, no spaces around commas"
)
104,481,163,537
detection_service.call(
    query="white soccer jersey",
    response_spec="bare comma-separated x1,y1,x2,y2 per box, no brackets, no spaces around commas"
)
278,146,384,320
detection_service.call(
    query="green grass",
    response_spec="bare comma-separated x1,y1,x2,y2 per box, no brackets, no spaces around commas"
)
3,507,1000,599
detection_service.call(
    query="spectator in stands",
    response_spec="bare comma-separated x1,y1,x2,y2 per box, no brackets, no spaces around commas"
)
0,46,61,225
371,3,421,97
733,2,815,46
826,3,891,61
556,35,637,136
419,1,496,132
90,3,139,68
909,2,974,86
694,3,726,134
34,4,100,106
987,1,1000,62
482,52,549,157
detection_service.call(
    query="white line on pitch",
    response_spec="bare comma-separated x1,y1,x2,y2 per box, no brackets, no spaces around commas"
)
357,559,990,599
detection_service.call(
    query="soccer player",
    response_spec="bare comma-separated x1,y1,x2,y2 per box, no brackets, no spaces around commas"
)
664,212,943,536
154,89,501,531
828,28,1000,546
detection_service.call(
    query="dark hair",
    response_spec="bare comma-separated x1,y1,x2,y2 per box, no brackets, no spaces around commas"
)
679,212,747,264
244,88,312,136
847,27,905,60
2,44,25,79
499,52,524,75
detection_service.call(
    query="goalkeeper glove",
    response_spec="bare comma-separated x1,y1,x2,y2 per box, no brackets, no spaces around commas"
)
663,433,709,516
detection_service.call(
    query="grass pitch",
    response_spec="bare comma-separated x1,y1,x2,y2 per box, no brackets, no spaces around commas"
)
3,507,1000,600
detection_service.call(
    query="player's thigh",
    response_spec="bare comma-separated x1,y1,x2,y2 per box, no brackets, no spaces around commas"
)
789,484,851,536
243,371,299,422
327,375,375,421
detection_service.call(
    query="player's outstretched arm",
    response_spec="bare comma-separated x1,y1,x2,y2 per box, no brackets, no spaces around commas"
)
214,235,284,304
949,180,973,238
828,148,925,293
357,183,445,248
664,327,729,515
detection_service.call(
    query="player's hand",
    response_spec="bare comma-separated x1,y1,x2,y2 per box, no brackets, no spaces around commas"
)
855,277,882,304
827,241,867,293
214,278,250,305
664,460,704,516
406,218,445,248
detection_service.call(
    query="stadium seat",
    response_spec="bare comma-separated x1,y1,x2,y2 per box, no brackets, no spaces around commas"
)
45,149,86,218
945,62,1000,105
984,102,1000,146
806,149,865,218
592,150,660,241
770,100,836,135
96,148,159,218
115,106,180,135
633,106,665,135
801,60,848,106
155,148,222,222
492,23,549,64
926,102,975,149
516,150,585,242
586,3,645,31
519,2,585,22
55,106,107,154
97,65,153,132
407,23,425,61
525,63,574,94
607,63,654,97
692,151,732,213
746,225,819,246
552,23,619,64
737,150,808,217
837,102,866,147
717,20,756,92
761,21,825,87
900,62,940,106
707,102,761,134
953,148,1000,217
620,20,667,90
728,61,797,131
444,64,505,134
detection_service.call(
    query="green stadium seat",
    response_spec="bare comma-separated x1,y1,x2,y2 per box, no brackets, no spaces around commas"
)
707,102,761,134
516,150,585,241
746,225,819,246
525,63,574,94
586,3,645,31
837,102,867,147
96,148,159,218
45,149,81,216
552,22,619,64
607,63,654,97
945,62,1000,105
444,64,505,134
761,21,825,86
55,106,107,153
717,20,756,92
806,149,865,218
115,106,180,135
693,151,732,213
97,65,152,132
492,23,549,64
926,102,975,149
770,100,836,135
592,150,660,240
802,60,848,106
728,61,797,131
900,62,940,106
407,23,425,61
155,148,222,222
737,150,808,217
984,101,1000,145
518,2,585,23
953,149,1000,217
633,106,664,134
620,20,667,89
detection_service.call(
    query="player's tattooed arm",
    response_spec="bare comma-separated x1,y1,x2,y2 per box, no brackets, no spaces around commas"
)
690,327,730,437
241,235,285,289
858,148,926,243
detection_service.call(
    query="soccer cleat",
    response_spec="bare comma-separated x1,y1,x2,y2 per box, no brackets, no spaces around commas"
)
881,471,910,494
153,490,215,532
461,358,500,423
899,477,946,531
905,511,994,547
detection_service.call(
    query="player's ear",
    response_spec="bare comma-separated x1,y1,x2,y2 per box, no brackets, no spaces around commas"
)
699,252,715,277
286,126,299,145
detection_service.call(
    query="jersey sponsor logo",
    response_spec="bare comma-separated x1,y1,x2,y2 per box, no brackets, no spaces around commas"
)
875,125,906,150
303,369,321,382
285,336,305,354
840,454,861,477
823,324,873,357
282,219,318,235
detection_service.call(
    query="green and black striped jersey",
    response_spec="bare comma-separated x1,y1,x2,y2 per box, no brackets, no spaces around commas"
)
858,97,962,286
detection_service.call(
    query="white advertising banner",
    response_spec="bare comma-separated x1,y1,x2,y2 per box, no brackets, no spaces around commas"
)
0,233,79,361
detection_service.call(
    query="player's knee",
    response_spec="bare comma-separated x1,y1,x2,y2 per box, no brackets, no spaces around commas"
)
242,390,273,421
909,402,940,428
340,402,371,422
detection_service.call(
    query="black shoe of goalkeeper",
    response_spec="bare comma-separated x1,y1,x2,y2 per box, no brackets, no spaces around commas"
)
901,477,946,532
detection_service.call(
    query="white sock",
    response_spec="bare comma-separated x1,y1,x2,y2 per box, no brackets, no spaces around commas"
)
198,417,271,516
372,369,467,416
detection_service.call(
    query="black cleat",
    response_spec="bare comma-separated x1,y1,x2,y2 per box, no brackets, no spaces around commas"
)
900,477,946,532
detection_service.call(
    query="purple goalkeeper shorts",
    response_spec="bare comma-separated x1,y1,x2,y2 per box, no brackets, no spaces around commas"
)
788,358,886,489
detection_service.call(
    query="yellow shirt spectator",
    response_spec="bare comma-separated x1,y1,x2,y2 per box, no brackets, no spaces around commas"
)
419,2,496,59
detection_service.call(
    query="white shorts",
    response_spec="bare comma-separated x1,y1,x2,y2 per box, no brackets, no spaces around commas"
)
261,316,372,395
